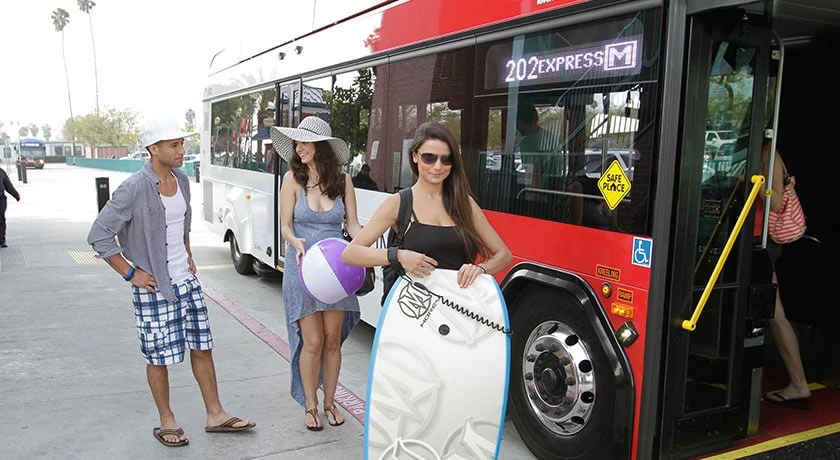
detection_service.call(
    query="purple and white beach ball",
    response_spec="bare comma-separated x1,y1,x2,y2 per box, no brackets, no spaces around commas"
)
299,237,365,304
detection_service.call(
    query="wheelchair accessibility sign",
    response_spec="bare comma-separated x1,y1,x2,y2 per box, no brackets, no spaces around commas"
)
632,237,652,268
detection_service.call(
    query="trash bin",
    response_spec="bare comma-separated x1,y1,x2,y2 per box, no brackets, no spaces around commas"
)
96,177,110,212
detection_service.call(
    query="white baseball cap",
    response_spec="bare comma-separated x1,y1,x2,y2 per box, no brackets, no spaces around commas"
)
141,117,198,148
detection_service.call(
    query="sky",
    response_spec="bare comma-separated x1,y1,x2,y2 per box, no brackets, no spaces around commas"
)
0,1,235,140
0,0,376,142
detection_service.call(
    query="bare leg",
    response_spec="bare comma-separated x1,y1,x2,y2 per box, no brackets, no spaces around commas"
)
298,312,325,429
768,272,810,400
190,349,253,428
321,310,346,425
147,364,186,444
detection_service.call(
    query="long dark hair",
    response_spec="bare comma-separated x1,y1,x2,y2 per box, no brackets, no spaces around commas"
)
290,140,343,199
409,122,489,261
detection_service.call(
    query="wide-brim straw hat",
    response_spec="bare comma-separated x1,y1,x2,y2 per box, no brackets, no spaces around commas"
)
269,116,350,164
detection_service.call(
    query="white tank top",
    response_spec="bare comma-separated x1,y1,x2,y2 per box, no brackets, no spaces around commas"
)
159,179,191,284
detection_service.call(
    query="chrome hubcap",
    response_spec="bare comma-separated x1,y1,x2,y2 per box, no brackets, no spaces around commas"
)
521,320,596,435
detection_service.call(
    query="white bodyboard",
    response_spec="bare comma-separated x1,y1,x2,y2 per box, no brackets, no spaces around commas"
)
365,269,511,460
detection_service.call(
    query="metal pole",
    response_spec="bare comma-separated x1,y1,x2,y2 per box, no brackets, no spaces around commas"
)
761,31,785,248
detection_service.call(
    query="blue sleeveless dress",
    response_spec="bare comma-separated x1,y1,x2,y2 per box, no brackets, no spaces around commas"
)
283,185,360,407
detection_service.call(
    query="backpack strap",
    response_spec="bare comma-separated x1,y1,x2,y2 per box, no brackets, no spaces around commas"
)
394,187,413,245
386,187,413,268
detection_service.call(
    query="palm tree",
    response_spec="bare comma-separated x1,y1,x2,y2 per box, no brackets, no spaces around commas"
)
52,8,77,156
77,0,99,115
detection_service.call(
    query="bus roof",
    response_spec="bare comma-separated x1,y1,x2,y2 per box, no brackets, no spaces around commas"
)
206,0,586,92
19,137,45,146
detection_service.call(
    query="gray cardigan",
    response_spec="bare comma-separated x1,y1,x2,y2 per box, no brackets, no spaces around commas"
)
87,162,192,302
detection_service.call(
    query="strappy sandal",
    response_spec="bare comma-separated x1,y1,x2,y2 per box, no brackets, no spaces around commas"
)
324,404,345,427
305,407,323,431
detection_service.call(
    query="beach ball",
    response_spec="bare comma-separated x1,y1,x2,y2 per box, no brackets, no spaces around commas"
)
300,237,365,304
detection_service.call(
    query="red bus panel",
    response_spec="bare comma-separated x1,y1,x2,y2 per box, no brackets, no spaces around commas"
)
368,0,588,53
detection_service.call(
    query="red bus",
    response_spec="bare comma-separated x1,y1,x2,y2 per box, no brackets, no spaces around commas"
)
201,1,839,458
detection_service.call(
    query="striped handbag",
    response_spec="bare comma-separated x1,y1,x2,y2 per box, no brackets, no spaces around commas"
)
768,175,806,244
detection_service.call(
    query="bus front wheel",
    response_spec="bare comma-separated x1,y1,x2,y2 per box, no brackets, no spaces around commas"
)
229,233,255,275
509,286,616,459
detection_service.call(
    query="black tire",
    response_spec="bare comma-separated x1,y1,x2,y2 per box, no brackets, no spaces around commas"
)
229,233,255,275
509,286,616,459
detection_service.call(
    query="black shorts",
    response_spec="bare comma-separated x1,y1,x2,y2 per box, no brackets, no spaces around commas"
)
766,239,782,271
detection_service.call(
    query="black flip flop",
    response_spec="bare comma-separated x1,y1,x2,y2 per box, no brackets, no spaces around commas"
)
763,392,811,410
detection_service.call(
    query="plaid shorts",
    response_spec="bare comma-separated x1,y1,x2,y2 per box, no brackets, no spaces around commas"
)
133,275,213,365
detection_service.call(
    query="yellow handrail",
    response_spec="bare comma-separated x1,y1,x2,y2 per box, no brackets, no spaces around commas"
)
682,174,765,331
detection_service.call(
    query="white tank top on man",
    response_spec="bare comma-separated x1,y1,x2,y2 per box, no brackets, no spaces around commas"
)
159,177,191,284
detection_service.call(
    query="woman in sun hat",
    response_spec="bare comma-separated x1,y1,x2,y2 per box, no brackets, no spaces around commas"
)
271,116,361,431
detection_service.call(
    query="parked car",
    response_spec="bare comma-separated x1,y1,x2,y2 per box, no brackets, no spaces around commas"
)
582,148,640,180
705,130,738,149
121,151,150,160
716,143,737,157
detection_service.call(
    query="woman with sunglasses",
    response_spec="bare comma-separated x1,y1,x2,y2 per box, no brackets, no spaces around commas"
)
342,122,512,289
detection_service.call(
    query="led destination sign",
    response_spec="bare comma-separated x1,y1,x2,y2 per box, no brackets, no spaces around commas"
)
487,35,643,89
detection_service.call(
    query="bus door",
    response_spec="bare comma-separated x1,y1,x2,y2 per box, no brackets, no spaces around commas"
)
659,6,776,458
272,81,300,268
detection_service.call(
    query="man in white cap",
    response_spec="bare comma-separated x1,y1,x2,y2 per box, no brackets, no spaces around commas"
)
87,117,255,447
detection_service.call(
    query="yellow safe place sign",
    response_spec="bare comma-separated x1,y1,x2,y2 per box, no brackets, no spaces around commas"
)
597,160,631,210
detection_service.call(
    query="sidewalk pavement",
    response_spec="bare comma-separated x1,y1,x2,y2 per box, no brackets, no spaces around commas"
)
0,164,366,459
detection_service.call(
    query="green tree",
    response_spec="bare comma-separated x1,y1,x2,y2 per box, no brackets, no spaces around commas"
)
19,126,29,137
52,8,77,152
29,124,39,138
211,97,253,165
71,113,105,153
330,69,374,160
77,0,99,114
61,117,76,141
63,108,141,154
99,108,141,146
42,125,52,141
185,109,196,132
184,109,199,154
428,102,461,142
707,74,752,131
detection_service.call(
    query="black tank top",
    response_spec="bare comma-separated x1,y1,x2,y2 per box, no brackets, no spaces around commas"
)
402,220,467,270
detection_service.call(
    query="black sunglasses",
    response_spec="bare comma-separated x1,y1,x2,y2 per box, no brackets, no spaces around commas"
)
419,152,453,166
